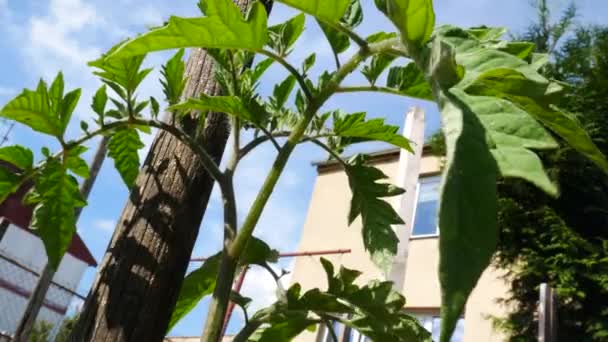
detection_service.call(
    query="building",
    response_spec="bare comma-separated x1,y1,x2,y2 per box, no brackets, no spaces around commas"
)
0,171,97,339
289,108,509,342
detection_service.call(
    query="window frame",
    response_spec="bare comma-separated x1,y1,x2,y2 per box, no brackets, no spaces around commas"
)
410,309,465,342
410,175,441,239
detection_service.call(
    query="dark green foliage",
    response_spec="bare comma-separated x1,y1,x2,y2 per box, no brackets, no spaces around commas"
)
494,21,608,342
30,321,53,342
248,258,432,342
55,315,78,342
345,155,405,271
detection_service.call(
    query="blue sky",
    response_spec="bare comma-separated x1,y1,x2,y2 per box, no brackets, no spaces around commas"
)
1,0,607,338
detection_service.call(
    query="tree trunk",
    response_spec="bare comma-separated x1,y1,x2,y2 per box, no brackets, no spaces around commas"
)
69,2,268,340
13,135,110,342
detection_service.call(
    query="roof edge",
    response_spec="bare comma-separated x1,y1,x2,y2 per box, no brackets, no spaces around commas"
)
314,145,434,173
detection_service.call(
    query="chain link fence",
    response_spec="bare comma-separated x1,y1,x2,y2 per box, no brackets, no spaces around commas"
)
0,253,85,340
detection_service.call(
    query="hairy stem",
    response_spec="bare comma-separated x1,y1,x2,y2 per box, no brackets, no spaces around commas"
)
66,118,224,183
336,85,429,99
309,139,348,168
258,49,313,101
201,45,375,341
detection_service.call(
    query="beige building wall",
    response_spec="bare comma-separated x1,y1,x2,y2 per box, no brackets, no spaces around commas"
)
289,151,509,342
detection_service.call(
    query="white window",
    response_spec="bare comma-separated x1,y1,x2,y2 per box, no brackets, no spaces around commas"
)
320,321,344,342
411,175,441,237
318,321,370,342
346,329,370,342
414,314,465,342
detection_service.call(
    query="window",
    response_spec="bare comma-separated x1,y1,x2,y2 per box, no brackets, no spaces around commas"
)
411,176,441,236
318,320,370,342
320,321,344,342
415,314,465,342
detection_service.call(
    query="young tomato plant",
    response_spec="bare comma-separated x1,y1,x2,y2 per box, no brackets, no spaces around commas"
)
1,0,607,341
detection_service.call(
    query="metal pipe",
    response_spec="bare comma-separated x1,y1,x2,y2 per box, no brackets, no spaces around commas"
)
190,248,352,262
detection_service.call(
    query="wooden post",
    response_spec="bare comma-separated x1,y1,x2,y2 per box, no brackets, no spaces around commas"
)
538,283,557,342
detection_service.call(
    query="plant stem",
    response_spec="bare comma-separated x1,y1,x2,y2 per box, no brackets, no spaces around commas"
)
232,321,263,342
200,45,375,342
258,49,313,101
66,118,224,184
309,139,348,168
336,85,430,99
239,131,291,160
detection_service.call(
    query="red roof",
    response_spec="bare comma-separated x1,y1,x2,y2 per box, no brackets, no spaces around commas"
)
0,163,97,267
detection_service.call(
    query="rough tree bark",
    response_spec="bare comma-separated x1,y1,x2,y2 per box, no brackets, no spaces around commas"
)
69,1,268,341
13,135,110,342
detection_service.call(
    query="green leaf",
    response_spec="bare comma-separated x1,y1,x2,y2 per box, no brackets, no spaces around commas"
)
59,89,81,133
31,158,85,269
318,21,350,55
92,85,108,122
150,96,160,119
107,0,269,60
496,41,535,60
317,0,363,62
333,112,414,151
345,155,404,271
366,31,398,43
49,72,64,115
230,291,252,309
108,128,144,187
241,236,279,266
161,48,187,105
302,53,316,75
251,58,275,83
435,90,498,342
0,167,21,202
531,53,549,70
491,147,557,196
168,253,222,331
464,68,608,173
272,75,296,110
386,63,433,100
133,100,149,115
90,49,150,94
246,258,431,341
268,13,305,56
362,54,397,86
342,0,363,28
65,146,90,178
105,110,123,120
0,146,34,171
424,25,581,341
1,88,57,136
277,0,350,24
250,316,317,342
170,95,267,126
0,74,79,138
102,80,127,100
466,26,506,41
374,0,435,47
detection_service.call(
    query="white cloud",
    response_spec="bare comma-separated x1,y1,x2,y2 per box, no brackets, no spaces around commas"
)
93,219,116,232
27,0,101,67
240,262,293,313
